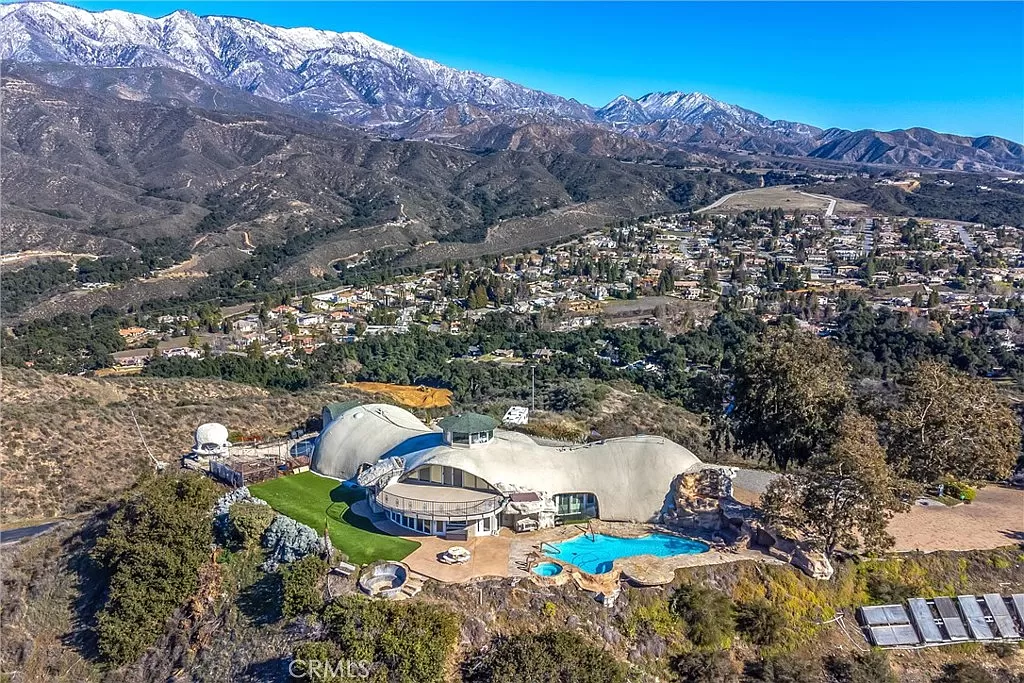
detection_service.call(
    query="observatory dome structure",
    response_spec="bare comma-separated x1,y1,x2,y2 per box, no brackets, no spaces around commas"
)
193,423,231,457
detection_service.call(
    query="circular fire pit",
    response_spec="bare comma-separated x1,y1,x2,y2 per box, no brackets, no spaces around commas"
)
358,561,410,599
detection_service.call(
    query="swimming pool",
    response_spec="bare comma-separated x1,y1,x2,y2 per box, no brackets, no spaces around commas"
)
544,532,709,574
531,562,563,577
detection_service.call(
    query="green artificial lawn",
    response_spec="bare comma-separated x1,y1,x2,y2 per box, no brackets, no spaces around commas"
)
249,471,419,565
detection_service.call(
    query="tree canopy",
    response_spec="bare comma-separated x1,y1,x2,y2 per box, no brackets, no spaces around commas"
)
728,327,851,469
761,412,909,558
92,475,220,664
886,362,1021,483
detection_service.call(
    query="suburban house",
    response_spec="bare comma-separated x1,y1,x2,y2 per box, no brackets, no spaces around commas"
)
312,403,705,539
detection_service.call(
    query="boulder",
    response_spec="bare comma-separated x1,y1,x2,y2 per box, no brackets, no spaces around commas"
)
792,547,834,580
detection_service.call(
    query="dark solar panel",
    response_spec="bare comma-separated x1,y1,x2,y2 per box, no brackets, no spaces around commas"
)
1012,594,1024,627
861,595,1024,649
868,624,920,647
934,597,970,641
860,604,910,626
884,605,910,624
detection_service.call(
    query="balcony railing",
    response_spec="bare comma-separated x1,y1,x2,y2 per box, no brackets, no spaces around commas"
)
375,489,506,520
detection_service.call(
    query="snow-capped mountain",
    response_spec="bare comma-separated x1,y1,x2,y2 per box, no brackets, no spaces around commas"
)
594,95,651,125
2,2,1020,171
596,91,823,153
0,1,592,124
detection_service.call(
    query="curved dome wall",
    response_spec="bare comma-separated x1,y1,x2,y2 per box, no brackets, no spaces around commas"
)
312,403,705,522
404,431,702,522
312,403,435,480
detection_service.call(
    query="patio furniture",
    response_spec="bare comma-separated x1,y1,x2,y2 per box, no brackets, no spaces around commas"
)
516,518,539,532
440,546,472,564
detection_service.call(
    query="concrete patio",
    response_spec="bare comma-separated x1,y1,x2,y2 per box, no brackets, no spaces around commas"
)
351,499,511,582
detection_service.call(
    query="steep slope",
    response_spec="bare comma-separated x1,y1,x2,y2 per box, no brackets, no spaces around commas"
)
808,127,1024,172
597,91,822,154
0,368,370,524
3,2,1020,172
0,1,592,125
2,67,748,316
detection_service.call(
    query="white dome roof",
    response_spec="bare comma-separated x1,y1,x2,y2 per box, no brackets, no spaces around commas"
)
195,422,230,446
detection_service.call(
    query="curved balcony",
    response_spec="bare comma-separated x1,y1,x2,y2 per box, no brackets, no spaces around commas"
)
375,482,506,520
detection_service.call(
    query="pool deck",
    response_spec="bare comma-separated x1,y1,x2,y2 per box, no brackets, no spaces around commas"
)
507,520,780,586
351,499,766,585
351,499,512,582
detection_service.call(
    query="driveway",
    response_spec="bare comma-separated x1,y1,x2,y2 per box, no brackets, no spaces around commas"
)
888,485,1023,552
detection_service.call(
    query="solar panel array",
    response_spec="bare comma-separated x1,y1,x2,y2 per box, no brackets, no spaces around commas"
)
859,593,1024,649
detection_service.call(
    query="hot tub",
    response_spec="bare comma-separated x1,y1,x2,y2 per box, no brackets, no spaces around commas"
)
531,562,563,577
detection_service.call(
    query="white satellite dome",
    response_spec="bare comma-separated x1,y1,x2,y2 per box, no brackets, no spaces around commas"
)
193,423,231,457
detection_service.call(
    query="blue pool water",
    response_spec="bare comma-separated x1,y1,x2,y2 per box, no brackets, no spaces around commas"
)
531,562,563,577
544,532,709,574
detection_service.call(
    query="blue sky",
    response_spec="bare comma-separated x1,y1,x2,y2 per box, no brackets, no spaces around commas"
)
64,1,1024,140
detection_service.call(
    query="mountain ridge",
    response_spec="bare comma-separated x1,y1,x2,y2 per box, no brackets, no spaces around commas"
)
1,1,1021,172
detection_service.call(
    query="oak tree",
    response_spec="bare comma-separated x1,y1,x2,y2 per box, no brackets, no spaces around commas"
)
729,327,851,468
760,412,908,558
887,362,1020,483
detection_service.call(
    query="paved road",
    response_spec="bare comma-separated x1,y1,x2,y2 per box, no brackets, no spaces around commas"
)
799,192,838,217
956,225,977,251
0,521,59,545
698,189,838,217
695,191,741,214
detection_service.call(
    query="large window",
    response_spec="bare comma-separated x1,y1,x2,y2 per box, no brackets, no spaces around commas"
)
406,466,492,492
554,493,598,518
448,430,493,446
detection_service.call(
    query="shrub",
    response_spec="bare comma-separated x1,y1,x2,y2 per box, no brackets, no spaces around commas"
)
990,556,1012,570
262,514,324,565
470,631,626,683
669,583,735,648
670,649,737,683
744,655,820,683
934,663,997,683
291,641,343,682
93,474,220,664
620,593,679,640
322,596,461,683
281,554,328,619
229,501,276,548
985,641,1019,659
861,561,926,604
736,599,786,648
942,479,976,503
823,650,896,683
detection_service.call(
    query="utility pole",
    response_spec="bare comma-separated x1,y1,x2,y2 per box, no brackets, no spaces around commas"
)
531,364,536,411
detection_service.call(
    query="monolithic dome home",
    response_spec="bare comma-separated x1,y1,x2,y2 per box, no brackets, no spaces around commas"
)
313,403,708,538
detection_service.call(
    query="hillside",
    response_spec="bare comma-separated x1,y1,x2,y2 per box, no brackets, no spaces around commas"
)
2,2,1020,173
2,68,749,317
0,368,361,525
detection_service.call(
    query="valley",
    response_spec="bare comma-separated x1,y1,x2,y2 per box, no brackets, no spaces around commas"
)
0,3,1022,683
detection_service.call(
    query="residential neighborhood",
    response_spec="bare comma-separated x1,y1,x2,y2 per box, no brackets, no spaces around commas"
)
110,207,1024,373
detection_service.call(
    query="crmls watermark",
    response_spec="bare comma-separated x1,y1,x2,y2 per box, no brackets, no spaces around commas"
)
288,658,372,679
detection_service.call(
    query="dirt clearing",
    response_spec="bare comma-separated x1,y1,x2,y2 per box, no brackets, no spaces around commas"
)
347,382,453,408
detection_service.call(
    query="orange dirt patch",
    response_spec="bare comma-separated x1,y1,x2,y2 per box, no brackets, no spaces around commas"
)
348,382,453,409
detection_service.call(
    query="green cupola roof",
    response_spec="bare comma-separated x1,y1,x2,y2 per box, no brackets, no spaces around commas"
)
437,413,499,434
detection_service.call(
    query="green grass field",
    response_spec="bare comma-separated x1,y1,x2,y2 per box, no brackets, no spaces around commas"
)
249,472,419,565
